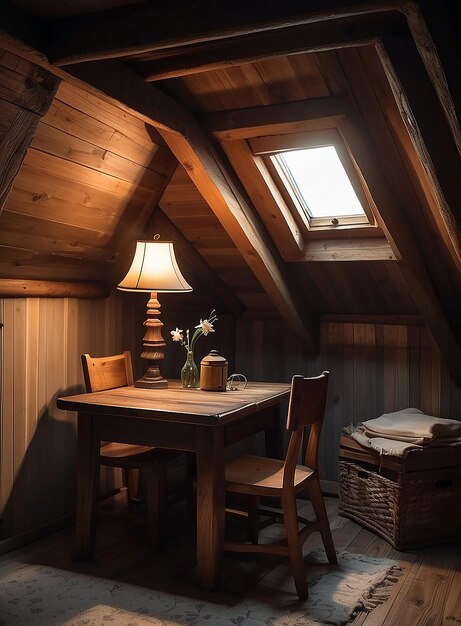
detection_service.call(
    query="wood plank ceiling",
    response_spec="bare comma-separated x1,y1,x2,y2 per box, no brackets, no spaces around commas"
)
1,0,461,380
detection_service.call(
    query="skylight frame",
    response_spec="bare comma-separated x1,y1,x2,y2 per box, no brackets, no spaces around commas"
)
250,129,376,233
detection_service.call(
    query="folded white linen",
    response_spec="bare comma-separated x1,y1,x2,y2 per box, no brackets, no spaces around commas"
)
350,430,421,456
361,408,461,444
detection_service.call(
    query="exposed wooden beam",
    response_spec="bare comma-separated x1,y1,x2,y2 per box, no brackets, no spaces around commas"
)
356,46,461,280
131,13,406,81
47,1,406,66
339,117,461,386
0,62,60,213
0,278,110,298
302,238,396,261
148,209,245,318
63,61,186,135
204,97,347,141
220,140,304,261
402,1,461,155
0,19,185,135
377,33,461,250
61,61,317,350
156,124,319,351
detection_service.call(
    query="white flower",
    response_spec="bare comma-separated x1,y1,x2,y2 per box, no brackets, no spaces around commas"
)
195,318,215,336
170,327,184,342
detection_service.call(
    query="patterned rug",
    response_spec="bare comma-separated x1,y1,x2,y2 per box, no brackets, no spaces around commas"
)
0,549,401,626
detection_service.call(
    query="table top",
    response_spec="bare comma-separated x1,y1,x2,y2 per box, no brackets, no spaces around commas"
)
57,380,290,425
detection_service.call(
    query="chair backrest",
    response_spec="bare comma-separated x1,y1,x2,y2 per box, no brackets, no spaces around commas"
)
81,351,134,393
283,371,329,487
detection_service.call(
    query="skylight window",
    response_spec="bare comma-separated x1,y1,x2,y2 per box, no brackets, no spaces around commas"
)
275,146,366,220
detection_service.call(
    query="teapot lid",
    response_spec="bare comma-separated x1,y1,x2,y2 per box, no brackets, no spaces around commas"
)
201,350,228,366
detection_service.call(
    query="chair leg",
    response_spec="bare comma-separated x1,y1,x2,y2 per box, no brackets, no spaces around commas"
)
282,492,308,600
247,495,260,544
307,478,337,564
146,463,166,552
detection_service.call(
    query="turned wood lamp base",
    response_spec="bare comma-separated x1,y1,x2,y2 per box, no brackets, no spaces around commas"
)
134,367,168,389
135,379,168,389
116,239,193,388
135,293,169,389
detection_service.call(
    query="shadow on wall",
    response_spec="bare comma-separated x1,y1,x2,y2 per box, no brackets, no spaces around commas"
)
0,389,80,540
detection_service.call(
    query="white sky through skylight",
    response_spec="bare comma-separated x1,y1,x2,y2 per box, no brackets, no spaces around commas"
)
277,146,365,218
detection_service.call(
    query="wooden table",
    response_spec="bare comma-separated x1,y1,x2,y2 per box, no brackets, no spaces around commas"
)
57,380,290,589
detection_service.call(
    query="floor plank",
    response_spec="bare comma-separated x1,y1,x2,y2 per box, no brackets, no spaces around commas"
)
0,496,460,625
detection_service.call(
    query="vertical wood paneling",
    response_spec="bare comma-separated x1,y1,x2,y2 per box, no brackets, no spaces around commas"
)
2,306,461,537
0,291,126,538
236,319,461,483
12,300,26,484
0,300,14,517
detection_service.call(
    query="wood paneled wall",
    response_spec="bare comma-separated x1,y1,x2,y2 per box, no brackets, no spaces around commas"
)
0,48,176,283
236,319,461,483
0,291,136,539
2,301,460,538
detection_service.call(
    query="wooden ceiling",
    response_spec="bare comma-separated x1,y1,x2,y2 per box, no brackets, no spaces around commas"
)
1,0,461,380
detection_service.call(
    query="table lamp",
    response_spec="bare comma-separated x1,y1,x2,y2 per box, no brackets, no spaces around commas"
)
117,238,192,388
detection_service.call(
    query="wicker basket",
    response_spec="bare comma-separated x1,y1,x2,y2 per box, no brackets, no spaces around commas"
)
338,456,461,550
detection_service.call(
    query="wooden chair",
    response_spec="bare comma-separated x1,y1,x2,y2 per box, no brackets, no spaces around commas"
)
224,371,337,599
81,351,180,551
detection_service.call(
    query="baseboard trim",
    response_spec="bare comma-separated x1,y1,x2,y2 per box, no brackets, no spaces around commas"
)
0,513,75,556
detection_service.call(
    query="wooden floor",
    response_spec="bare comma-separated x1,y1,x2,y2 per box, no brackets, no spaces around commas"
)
0,496,460,625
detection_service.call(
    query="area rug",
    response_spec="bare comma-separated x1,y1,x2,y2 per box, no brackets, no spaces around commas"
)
0,550,401,626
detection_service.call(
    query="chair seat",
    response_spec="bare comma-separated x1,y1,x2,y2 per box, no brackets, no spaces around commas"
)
100,442,179,467
225,454,314,495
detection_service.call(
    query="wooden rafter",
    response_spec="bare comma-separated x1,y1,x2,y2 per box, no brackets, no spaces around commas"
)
156,123,319,350
203,97,347,141
46,1,407,66
0,21,318,348
64,61,318,350
0,62,60,213
339,116,461,386
377,33,461,255
402,1,461,155
131,13,406,81
220,140,304,261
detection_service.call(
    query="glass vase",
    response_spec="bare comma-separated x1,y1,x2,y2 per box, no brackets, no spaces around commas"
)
181,351,199,388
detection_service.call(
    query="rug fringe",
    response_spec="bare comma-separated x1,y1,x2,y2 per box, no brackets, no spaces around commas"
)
352,564,402,617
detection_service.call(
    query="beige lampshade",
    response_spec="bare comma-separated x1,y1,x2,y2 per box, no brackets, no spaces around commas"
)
117,240,192,293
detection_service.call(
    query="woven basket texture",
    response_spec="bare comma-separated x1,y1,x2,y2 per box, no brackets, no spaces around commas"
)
338,459,461,550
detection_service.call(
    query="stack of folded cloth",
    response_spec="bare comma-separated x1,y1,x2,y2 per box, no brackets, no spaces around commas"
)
347,408,461,456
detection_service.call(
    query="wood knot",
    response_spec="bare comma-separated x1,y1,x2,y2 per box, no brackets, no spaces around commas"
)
32,192,49,203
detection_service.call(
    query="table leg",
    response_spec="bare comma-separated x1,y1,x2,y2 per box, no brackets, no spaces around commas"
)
265,404,284,459
72,412,100,560
195,426,225,590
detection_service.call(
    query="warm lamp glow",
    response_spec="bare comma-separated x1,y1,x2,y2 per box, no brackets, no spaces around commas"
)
118,241,192,293
117,239,192,389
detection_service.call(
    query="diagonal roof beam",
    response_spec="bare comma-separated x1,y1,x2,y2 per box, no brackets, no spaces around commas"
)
47,1,407,66
340,116,461,386
66,61,319,351
131,13,406,81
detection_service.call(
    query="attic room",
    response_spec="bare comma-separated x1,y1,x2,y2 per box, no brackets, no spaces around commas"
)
0,0,460,623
